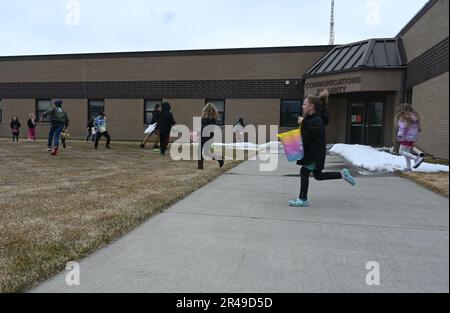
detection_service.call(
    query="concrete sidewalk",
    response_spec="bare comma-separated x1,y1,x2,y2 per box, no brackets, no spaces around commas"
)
32,154,449,293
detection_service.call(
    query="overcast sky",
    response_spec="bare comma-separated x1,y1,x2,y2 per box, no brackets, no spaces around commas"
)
0,0,429,56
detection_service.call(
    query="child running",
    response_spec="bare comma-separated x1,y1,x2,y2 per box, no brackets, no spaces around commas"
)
140,103,161,151
40,100,70,156
158,102,176,156
10,116,21,142
86,117,96,142
289,90,356,208
198,103,224,170
27,113,37,141
233,118,246,143
94,112,111,149
395,103,424,171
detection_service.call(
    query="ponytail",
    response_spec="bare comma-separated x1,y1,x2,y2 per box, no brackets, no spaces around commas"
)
306,89,329,112
319,89,329,108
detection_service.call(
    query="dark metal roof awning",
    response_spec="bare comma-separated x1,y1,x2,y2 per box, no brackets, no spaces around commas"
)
305,38,406,77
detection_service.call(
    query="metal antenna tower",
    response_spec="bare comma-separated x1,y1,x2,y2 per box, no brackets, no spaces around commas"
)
329,0,335,45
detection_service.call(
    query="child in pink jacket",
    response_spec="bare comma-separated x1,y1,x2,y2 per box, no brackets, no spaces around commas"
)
396,103,424,171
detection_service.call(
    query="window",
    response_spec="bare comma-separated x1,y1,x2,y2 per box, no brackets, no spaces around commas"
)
0,99,2,122
88,99,105,121
280,100,302,127
144,100,162,124
36,99,52,122
206,100,225,125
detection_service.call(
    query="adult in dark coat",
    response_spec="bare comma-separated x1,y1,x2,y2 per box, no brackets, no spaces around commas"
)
159,102,176,156
289,90,356,208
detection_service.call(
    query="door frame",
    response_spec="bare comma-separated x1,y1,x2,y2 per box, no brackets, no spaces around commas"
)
345,92,389,147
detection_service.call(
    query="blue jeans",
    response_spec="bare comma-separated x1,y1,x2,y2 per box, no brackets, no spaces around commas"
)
48,123,65,148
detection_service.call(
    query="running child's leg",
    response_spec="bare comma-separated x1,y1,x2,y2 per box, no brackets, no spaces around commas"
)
312,170,342,181
290,166,312,207
104,131,111,148
399,145,415,170
300,166,312,201
95,133,102,149
314,169,356,186
140,134,150,148
160,133,169,155
48,125,56,149
154,131,160,149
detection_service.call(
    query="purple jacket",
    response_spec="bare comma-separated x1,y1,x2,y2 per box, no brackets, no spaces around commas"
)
397,116,421,143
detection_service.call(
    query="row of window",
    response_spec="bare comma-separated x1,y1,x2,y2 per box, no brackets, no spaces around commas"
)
0,99,302,127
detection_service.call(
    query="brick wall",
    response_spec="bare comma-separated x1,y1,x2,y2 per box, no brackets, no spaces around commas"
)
412,72,449,158
400,0,449,63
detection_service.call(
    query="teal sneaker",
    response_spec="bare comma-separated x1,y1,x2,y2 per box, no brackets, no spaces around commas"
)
341,169,356,186
289,198,310,207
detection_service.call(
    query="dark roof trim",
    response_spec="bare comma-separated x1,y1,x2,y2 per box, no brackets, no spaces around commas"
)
0,45,334,62
396,0,439,38
304,66,406,79
304,38,405,78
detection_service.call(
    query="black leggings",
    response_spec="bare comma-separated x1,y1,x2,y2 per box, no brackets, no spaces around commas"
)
159,133,170,155
300,166,342,200
12,132,19,142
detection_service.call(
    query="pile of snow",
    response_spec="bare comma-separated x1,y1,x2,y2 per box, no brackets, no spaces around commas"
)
330,144,449,173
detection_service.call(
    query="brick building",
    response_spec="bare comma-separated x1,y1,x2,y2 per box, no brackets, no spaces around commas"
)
0,0,448,158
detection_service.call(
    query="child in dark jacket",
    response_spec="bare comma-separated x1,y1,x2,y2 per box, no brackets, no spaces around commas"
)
140,104,161,150
159,102,176,156
40,100,70,156
86,117,96,142
290,90,356,208
198,103,224,170
10,116,21,142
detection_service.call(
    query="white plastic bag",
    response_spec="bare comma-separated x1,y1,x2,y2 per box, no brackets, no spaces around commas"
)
144,123,157,135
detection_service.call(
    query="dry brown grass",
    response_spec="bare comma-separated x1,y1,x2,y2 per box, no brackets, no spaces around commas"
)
0,139,241,293
398,171,449,198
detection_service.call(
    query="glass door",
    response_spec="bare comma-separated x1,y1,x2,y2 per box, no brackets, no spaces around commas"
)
348,96,385,147
350,103,365,145
366,101,384,147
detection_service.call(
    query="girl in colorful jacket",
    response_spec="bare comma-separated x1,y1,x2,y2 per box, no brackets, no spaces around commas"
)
396,103,424,171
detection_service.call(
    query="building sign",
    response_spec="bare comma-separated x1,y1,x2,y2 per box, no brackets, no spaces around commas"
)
305,76,362,94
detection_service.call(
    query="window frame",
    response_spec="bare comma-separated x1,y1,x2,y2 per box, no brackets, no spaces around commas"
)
88,99,105,122
280,99,302,127
144,99,162,125
36,99,52,123
205,99,226,125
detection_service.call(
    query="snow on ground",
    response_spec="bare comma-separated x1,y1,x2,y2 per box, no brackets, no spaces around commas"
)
213,142,284,153
330,144,449,173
